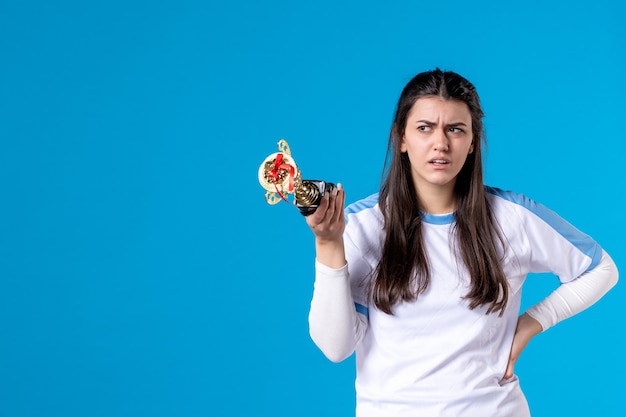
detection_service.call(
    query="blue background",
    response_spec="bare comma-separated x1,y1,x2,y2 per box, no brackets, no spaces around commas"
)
1,0,624,416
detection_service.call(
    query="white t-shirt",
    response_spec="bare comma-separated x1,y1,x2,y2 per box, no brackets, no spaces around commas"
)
310,186,614,417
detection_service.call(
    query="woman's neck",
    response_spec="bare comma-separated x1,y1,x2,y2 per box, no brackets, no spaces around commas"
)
416,184,456,214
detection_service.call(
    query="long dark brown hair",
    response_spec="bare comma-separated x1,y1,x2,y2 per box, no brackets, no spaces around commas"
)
373,68,508,315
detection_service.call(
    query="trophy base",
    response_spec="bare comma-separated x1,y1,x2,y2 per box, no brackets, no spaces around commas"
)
296,180,336,216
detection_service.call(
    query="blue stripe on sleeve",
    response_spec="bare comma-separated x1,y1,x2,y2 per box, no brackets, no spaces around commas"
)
345,193,379,220
486,186,602,271
355,303,369,318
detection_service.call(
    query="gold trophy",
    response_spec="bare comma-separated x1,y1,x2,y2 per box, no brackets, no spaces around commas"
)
258,139,335,216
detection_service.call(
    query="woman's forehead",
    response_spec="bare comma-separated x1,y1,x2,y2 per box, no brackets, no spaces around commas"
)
407,96,472,122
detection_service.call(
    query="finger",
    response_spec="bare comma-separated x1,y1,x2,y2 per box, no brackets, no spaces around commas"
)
306,193,329,227
331,183,345,224
322,189,336,223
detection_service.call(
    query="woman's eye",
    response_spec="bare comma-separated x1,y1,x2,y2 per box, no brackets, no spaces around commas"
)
449,127,463,133
417,125,430,131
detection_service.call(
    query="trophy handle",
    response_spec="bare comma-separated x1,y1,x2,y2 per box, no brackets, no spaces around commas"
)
277,139,291,155
264,191,282,205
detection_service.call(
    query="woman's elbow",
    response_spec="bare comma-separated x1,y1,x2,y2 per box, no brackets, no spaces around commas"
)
603,250,619,288
308,327,354,363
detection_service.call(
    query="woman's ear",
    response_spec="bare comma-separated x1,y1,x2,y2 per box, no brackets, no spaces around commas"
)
400,137,407,153
394,124,407,153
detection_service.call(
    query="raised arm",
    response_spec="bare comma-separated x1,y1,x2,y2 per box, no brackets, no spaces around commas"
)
305,184,367,362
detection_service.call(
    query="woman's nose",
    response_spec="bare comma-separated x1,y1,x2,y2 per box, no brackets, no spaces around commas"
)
433,129,449,151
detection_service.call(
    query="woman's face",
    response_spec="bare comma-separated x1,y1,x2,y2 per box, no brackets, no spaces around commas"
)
401,96,474,198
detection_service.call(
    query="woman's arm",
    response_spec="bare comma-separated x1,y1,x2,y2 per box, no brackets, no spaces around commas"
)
308,261,367,362
504,250,618,380
305,184,367,362
525,250,618,331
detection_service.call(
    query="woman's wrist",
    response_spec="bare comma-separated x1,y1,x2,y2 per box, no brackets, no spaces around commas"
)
315,238,346,269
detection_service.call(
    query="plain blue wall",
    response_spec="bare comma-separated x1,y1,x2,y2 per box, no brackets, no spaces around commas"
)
1,0,624,416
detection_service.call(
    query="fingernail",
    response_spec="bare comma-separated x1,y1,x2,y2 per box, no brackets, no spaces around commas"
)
337,182,343,190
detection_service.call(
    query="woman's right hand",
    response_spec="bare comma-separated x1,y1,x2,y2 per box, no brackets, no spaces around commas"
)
305,183,347,269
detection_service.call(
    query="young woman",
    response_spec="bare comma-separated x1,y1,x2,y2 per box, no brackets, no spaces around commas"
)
305,69,618,416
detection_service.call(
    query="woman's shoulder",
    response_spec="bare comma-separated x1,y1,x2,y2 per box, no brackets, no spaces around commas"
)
343,193,383,235
484,185,541,212
484,185,566,226
345,192,381,218
485,185,527,202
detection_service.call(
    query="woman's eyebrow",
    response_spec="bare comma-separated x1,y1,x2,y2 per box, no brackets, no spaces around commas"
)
414,120,468,126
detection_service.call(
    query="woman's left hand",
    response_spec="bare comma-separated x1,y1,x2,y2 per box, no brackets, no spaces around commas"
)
502,313,543,381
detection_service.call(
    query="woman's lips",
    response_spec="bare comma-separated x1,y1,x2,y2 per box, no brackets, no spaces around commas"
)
429,159,450,168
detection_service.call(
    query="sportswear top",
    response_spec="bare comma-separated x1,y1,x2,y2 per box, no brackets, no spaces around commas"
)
308,186,618,417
